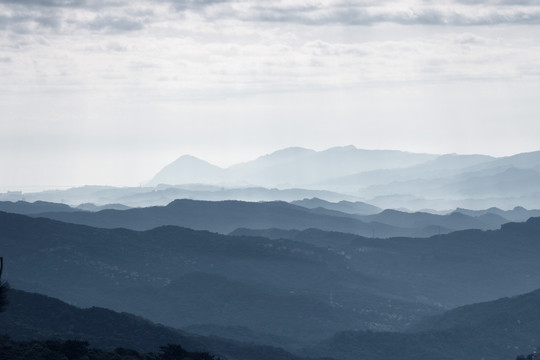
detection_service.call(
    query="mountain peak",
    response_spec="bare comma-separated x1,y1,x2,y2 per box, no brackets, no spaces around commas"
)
147,155,223,186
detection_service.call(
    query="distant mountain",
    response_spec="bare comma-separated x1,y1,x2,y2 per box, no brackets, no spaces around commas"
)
0,185,359,208
146,146,437,188
0,200,79,214
0,289,312,360
148,155,224,186
28,199,404,237
358,208,509,231
76,203,132,211
29,199,511,238
4,147,540,210
291,198,381,215
316,153,496,191
303,287,540,360
454,206,540,222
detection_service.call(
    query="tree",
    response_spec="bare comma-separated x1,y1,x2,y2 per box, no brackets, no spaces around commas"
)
0,257,8,313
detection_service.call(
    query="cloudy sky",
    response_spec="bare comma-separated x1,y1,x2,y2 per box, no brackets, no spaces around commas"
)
1,0,540,190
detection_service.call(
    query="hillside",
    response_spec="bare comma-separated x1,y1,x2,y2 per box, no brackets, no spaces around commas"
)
0,289,311,360
0,211,432,344
231,218,540,307
303,287,540,360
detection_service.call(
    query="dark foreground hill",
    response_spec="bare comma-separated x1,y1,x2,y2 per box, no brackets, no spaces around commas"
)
0,289,312,360
302,288,540,360
2,286,540,360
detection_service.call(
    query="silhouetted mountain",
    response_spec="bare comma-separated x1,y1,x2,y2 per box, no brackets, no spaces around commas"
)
30,199,405,237
359,208,509,231
303,287,540,360
148,155,224,187
0,211,433,344
454,206,540,222
146,146,436,188
30,199,511,238
413,287,540,333
0,200,79,214
291,198,381,215
4,147,540,210
232,218,540,307
76,203,132,211
0,289,313,360
0,185,358,208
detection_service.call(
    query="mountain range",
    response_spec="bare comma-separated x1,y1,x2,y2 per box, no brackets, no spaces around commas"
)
0,211,436,343
7,198,531,238
3,210,540,347
303,287,540,360
2,146,540,210
2,283,540,360
145,146,540,210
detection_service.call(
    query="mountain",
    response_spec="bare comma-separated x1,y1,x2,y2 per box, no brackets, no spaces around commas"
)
0,289,312,360
317,153,496,192
0,185,359,208
0,200,79,214
148,155,225,187
291,198,381,215
28,199,404,236
76,203,132,211
146,146,437,188
4,147,540,211
29,199,512,238
303,287,540,360
359,208,509,231
225,146,437,187
232,218,540,307
0,211,433,344
454,206,540,222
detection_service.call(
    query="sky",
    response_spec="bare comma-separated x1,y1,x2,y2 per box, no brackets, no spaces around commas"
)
1,0,540,191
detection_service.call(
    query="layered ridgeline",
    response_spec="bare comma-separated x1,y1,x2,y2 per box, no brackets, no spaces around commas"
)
2,146,540,210
7,198,539,238
302,287,540,360
2,280,540,360
2,211,540,348
0,211,436,344
0,289,310,360
148,146,540,210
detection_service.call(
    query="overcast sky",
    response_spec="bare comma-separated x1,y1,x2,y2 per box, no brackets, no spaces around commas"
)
1,0,540,190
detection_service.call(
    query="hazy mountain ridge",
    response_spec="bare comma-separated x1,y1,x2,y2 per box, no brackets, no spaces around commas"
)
17,198,523,238
3,147,540,210
149,146,437,188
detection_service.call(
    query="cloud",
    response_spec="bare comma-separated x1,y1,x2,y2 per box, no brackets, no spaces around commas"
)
0,0,87,7
166,0,230,11
0,12,62,33
153,0,540,26
87,15,145,32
